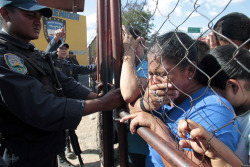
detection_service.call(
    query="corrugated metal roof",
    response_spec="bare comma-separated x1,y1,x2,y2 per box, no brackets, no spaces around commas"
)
37,0,85,13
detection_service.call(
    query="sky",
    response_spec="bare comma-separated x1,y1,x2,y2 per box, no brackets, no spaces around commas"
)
79,0,250,46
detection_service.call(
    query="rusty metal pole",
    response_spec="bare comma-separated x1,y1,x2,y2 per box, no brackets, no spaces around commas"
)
104,0,115,166
110,0,129,167
107,0,113,83
110,0,122,77
97,0,107,90
119,112,199,167
97,0,114,166
138,128,198,167
96,0,100,83
73,0,77,13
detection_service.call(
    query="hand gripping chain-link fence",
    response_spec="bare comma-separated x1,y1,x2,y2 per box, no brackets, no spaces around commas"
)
120,0,250,166
91,0,250,166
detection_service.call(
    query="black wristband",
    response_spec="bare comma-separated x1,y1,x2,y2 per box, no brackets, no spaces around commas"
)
140,97,150,113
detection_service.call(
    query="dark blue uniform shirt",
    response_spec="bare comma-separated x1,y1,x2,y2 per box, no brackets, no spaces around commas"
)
46,38,97,78
53,58,97,78
0,31,91,167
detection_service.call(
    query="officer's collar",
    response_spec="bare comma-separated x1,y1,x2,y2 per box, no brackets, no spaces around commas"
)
0,31,35,51
58,58,67,61
57,58,69,63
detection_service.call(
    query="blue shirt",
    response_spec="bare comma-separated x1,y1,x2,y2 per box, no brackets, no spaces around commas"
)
136,57,148,78
146,87,240,167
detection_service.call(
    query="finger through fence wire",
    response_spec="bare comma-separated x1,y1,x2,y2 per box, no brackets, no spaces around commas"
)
120,0,250,166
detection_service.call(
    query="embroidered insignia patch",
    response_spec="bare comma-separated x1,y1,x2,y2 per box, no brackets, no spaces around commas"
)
43,17,66,43
4,53,27,74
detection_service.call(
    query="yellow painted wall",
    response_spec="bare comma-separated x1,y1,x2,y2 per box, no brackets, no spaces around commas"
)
32,8,88,65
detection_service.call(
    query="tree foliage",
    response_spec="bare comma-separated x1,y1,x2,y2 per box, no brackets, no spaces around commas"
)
122,1,154,40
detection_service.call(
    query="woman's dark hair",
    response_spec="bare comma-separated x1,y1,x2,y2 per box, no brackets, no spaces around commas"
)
150,31,198,69
198,45,250,89
195,40,210,62
214,12,250,44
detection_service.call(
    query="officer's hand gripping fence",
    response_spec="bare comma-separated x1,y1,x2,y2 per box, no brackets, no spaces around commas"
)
45,54,84,166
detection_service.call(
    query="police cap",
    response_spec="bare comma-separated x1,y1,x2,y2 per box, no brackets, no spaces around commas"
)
59,42,69,49
0,0,52,17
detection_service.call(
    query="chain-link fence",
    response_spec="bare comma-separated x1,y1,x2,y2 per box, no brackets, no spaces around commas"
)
95,0,250,166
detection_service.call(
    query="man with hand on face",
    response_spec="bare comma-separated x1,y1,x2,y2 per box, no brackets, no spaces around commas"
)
0,1,123,167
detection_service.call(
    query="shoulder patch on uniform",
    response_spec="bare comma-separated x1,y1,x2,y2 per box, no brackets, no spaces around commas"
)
4,53,27,74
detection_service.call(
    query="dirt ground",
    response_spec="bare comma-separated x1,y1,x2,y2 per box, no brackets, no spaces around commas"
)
57,76,120,167
60,113,120,167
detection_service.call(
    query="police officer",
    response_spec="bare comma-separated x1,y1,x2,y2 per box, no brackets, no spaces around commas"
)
0,1,123,167
46,30,97,80
67,50,80,81
48,39,96,77
47,31,98,166
47,29,98,166
67,50,79,65
55,43,97,77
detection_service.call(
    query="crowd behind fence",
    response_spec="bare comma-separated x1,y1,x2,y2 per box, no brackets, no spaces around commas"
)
93,0,250,166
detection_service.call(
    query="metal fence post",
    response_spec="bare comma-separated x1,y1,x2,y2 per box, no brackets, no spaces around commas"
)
97,0,114,166
110,0,129,167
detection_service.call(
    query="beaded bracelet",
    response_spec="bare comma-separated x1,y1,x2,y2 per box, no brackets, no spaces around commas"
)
140,97,150,113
